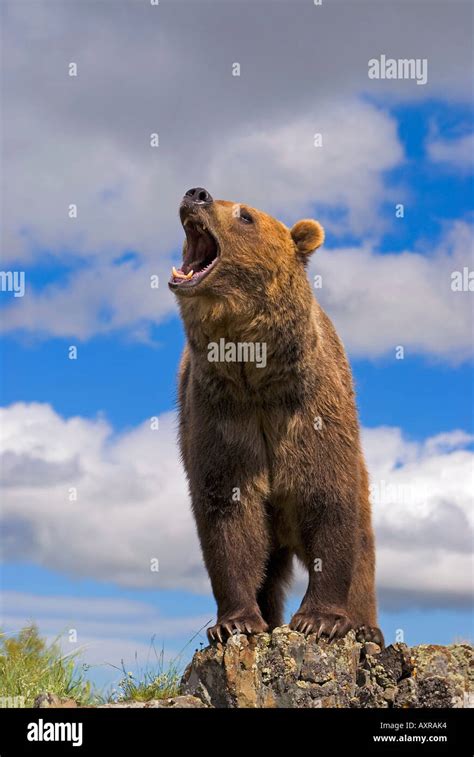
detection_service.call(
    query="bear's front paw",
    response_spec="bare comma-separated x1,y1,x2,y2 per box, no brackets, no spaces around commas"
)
207,608,268,643
289,608,352,641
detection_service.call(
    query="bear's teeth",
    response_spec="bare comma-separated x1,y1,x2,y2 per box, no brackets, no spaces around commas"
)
172,266,194,280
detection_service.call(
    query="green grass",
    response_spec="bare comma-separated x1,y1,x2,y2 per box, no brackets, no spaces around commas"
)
0,621,210,706
108,623,210,703
110,647,182,702
0,624,97,707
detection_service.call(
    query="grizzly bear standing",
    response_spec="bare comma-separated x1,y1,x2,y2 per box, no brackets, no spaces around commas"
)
169,187,383,646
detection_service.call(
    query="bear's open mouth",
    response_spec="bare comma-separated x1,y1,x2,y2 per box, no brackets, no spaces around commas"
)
169,219,220,289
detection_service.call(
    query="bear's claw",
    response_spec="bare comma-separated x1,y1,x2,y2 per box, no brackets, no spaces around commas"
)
207,610,268,643
289,610,353,641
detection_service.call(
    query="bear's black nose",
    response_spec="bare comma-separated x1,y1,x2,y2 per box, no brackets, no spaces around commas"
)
184,187,213,205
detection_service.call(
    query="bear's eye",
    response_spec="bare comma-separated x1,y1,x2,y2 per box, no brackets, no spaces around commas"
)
239,209,253,224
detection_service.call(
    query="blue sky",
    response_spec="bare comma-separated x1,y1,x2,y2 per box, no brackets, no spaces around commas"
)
1,0,473,692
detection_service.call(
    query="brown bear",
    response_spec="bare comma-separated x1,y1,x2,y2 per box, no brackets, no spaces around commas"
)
169,187,383,646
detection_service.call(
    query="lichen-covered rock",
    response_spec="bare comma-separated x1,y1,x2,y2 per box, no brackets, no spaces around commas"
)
98,695,208,709
180,626,473,709
34,692,207,709
182,627,361,708
34,692,78,708
353,642,414,708
409,644,473,708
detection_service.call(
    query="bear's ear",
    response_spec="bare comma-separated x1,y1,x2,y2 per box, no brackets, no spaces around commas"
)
291,219,324,258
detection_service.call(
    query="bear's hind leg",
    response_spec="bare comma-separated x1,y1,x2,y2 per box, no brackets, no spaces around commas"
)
257,547,293,630
355,625,385,647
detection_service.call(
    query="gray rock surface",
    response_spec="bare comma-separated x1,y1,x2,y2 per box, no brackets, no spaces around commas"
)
180,626,473,708
34,692,78,708
34,693,207,708
33,627,473,709
97,695,208,708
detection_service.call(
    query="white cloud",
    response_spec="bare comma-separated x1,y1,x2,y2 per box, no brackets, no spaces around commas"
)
1,591,211,688
427,132,474,171
0,402,208,593
363,426,474,609
1,403,472,610
1,1,472,358
207,101,403,236
309,220,474,362
1,592,210,644
0,260,176,341
2,96,402,265
2,0,472,265
1,218,472,361
0,97,407,342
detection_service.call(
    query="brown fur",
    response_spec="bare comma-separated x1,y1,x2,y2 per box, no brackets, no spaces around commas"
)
171,197,383,645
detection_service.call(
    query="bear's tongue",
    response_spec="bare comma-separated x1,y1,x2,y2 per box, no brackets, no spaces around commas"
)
172,223,218,281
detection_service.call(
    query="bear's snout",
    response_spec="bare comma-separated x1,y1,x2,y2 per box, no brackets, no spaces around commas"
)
182,187,213,206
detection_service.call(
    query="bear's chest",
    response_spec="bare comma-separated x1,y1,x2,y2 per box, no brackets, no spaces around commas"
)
259,408,318,492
